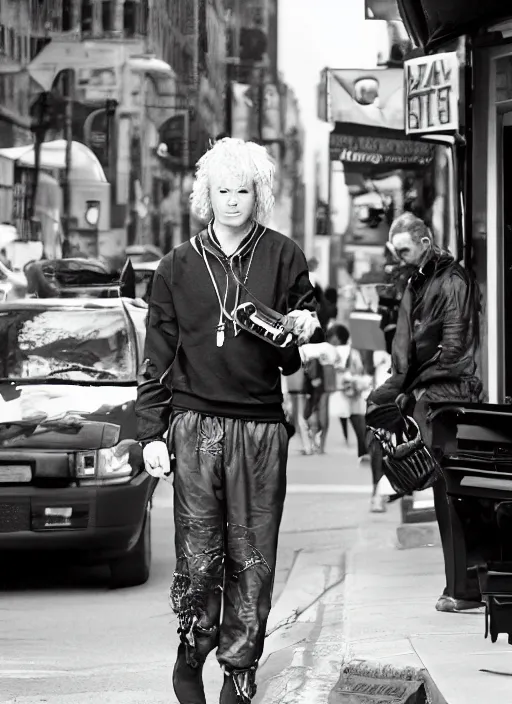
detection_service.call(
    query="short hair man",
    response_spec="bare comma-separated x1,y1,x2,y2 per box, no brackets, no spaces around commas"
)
135,138,322,704
367,212,483,613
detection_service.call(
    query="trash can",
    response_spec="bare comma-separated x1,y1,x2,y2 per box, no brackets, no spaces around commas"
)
429,401,512,642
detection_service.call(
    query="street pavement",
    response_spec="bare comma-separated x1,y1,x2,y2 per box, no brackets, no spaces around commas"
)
0,423,373,704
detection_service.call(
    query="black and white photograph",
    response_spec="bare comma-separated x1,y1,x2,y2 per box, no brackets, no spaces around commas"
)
0,1,510,703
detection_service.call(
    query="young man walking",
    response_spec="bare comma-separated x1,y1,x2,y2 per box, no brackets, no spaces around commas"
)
367,212,482,613
135,138,322,704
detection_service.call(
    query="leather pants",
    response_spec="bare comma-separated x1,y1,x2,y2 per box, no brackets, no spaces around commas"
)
168,410,288,699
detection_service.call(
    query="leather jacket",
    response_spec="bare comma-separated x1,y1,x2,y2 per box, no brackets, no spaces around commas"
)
369,253,481,406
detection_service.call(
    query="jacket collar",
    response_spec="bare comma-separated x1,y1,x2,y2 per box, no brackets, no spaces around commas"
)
410,252,454,288
198,221,263,260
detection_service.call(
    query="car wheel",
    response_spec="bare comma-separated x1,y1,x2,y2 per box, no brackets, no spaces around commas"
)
109,505,151,589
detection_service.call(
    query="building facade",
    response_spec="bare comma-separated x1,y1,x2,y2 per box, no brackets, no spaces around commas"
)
0,0,231,254
391,1,512,403
224,0,305,240
0,0,48,148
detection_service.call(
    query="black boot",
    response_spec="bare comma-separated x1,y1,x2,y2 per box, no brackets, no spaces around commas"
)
172,642,206,704
220,670,257,704
220,675,237,704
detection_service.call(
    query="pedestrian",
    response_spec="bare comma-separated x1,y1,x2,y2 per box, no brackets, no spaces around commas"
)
326,324,371,463
366,212,483,613
300,340,337,454
323,286,339,331
281,366,312,454
135,137,322,704
367,350,393,513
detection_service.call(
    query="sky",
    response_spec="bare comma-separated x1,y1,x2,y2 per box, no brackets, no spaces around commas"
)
278,0,385,128
277,0,388,234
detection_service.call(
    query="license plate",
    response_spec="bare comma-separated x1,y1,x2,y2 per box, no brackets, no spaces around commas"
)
0,465,31,483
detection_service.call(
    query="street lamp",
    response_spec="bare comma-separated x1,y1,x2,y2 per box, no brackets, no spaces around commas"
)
84,200,101,228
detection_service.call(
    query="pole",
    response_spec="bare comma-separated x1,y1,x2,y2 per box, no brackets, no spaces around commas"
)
62,69,74,248
225,64,233,136
463,35,474,269
258,67,264,142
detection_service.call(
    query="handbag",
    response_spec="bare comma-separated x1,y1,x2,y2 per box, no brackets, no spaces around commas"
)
367,414,442,501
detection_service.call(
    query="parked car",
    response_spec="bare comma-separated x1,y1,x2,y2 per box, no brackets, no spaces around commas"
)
125,244,163,264
0,296,157,588
131,259,160,301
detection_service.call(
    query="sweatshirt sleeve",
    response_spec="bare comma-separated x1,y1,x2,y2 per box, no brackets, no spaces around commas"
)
279,244,324,376
135,255,179,444
286,246,319,314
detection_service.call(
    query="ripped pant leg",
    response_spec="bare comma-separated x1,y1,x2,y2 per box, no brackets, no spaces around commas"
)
217,418,289,701
170,411,225,667
170,520,223,665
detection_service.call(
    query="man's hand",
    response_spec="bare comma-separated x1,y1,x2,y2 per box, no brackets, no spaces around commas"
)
283,310,321,345
142,441,171,478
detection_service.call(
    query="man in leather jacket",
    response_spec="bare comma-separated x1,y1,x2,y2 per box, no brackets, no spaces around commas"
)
135,138,322,704
367,212,483,613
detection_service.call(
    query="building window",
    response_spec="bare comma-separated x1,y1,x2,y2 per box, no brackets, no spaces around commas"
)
8,28,14,59
139,0,149,35
31,37,50,61
62,0,73,32
81,0,94,35
102,1,113,32
124,0,136,37
0,26,5,56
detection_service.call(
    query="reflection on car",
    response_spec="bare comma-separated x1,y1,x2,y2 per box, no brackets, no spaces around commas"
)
0,296,156,588
131,259,160,301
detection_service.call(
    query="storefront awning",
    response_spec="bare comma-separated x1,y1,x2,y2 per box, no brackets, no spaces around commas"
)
0,140,107,183
397,0,512,49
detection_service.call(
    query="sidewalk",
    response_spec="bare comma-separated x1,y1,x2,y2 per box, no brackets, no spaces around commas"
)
255,500,512,704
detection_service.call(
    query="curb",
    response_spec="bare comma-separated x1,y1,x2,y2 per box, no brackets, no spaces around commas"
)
339,547,448,704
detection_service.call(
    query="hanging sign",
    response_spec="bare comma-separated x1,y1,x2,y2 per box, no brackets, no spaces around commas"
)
405,51,459,135
329,132,435,167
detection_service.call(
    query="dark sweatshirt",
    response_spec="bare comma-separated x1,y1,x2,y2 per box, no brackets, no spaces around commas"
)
135,223,319,443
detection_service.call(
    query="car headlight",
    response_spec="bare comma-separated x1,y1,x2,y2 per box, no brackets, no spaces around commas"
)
75,440,134,482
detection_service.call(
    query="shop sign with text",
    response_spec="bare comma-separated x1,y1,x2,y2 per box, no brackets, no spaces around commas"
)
405,52,459,135
329,133,435,167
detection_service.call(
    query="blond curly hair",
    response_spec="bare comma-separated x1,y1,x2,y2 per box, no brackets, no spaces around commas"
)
190,138,275,225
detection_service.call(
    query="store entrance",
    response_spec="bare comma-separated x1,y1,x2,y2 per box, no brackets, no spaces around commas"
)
502,112,512,400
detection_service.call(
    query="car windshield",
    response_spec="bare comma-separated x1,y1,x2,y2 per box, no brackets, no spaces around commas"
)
0,308,135,382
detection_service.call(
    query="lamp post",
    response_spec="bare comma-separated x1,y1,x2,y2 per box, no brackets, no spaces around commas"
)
121,55,176,247
61,68,75,250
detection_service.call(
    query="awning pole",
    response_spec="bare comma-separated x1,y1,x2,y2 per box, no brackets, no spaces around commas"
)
463,35,474,269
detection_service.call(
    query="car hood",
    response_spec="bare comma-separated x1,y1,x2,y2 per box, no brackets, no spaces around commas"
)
0,382,137,450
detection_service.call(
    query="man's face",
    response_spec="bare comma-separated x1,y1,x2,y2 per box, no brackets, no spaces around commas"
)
391,231,429,267
209,173,255,230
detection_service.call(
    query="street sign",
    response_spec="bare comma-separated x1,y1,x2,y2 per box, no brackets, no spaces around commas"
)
405,51,460,135
329,132,435,168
